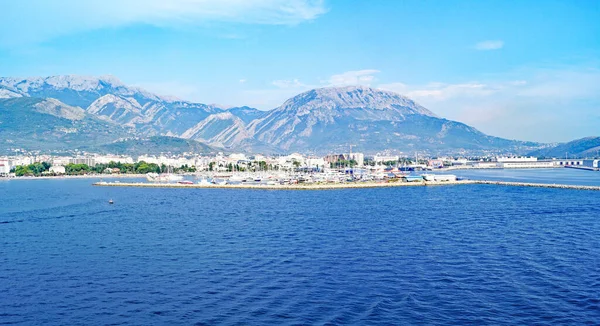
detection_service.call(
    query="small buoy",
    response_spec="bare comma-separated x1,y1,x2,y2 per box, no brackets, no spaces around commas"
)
108,199,114,204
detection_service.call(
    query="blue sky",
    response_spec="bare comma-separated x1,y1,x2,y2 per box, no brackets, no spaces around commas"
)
0,0,599,142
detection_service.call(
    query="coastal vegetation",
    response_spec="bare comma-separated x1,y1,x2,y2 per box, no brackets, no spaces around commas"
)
12,161,196,176
13,162,51,176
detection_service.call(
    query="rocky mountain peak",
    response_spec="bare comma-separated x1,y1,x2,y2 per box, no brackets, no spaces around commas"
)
278,85,437,117
0,74,126,93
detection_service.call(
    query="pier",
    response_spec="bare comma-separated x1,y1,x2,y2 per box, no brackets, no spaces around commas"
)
93,180,600,191
564,165,599,172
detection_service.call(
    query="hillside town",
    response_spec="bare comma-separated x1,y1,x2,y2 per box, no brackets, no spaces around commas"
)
1,151,598,178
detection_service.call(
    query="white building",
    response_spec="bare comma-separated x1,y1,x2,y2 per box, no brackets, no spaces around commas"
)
12,156,34,166
0,159,10,176
94,155,134,165
52,157,71,167
496,156,537,163
49,166,66,174
472,162,498,168
499,161,554,168
305,157,327,169
70,157,96,166
348,153,364,166
451,158,469,166
373,155,399,163
553,159,584,167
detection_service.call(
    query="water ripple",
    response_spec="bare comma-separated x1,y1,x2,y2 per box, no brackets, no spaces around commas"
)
1,180,600,325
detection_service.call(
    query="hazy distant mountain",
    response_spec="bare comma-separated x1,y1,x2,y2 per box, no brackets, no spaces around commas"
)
90,136,216,156
528,136,600,158
0,75,543,155
0,75,165,108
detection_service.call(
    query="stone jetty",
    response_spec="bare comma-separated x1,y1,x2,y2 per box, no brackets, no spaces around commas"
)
476,180,600,191
93,180,600,191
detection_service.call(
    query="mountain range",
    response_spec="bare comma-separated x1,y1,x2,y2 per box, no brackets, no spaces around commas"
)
528,137,600,158
1,75,545,155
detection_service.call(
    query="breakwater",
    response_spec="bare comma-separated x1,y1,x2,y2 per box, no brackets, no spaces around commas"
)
93,180,600,191
93,180,474,190
476,180,600,191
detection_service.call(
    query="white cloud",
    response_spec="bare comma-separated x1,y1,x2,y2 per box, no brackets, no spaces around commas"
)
379,82,500,101
326,69,380,86
474,40,504,51
380,65,600,142
272,79,306,89
0,0,327,46
239,79,247,84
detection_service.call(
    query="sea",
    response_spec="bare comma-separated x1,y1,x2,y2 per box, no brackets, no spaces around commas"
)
1,169,600,325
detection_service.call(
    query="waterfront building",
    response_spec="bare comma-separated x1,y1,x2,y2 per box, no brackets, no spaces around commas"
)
12,156,34,166
496,156,538,163
373,155,399,163
348,153,364,166
0,159,10,176
49,166,66,174
305,157,327,169
472,162,498,168
70,157,96,166
553,159,584,166
428,159,444,168
52,157,71,167
498,161,555,168
95,155,134,165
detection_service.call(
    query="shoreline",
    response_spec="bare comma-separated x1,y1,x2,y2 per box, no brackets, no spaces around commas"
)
0,174,144,181
91,180,600,191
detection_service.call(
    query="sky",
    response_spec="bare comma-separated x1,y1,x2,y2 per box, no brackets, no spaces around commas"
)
0,0,599,142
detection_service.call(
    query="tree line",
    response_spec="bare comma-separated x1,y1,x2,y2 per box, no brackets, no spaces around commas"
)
13,161,196,176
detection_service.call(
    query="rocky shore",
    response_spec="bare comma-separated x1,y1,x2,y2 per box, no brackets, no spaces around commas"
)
92,180,600,191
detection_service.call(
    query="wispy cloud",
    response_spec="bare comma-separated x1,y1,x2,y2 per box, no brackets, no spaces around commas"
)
272,79,306,89
380,64,600,142
381,82,498,101
326,69,380,86
0,0,328,46
474,40,504,51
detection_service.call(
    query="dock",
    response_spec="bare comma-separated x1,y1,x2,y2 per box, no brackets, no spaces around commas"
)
564,165,599,172
93,180,600,191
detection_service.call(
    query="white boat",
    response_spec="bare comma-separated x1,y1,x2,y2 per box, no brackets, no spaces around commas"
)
422,174,456,182
146,172,183,182
198,178,212,185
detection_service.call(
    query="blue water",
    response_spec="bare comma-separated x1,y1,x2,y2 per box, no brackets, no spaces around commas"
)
1,176,600,325
449,167,600,186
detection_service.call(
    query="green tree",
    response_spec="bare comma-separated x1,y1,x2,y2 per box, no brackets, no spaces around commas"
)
14,165,33,176
136,163,153,174
65,163,90,175
41,161,51,171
